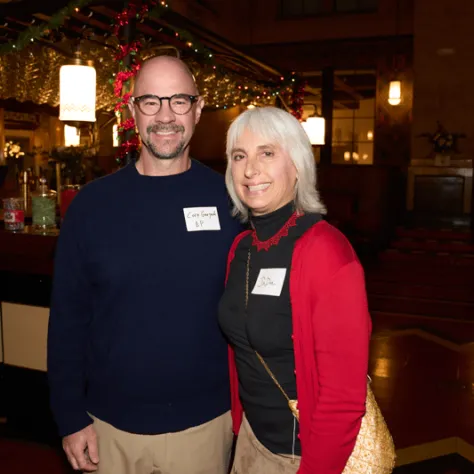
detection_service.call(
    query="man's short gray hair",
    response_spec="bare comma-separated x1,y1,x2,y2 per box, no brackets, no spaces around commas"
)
225,106,326,222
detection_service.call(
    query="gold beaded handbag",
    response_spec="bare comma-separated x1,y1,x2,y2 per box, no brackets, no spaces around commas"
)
342,379,396,473
245,250,396,473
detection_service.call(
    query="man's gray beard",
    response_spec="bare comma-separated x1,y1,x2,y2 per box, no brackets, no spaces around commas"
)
145,138,186,160
144,124,186,160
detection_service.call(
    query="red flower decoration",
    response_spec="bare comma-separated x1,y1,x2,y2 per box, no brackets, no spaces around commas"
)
118,118,136,133
116,135,141,161
114,93,132,112
115,41,142,62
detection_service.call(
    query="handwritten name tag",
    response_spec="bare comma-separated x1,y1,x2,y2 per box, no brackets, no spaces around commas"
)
183,206,221,232
251,268,287,297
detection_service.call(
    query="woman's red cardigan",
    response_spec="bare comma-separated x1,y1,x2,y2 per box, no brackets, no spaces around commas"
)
225,220,371,474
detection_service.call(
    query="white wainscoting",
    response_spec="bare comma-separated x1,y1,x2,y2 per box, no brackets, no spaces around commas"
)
0,302,49,371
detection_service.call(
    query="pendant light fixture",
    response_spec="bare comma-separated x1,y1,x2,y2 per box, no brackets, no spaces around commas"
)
60,51,96,125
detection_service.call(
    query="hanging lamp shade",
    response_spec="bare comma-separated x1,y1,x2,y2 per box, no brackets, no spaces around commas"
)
302,116,325,145
60,57,96,123
388,80,402,106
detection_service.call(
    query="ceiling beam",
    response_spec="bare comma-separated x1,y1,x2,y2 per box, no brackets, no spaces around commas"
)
71,11,112,33
305,84,320,97
33,13,85,36
5,17,35,28
146,12,282,78
90,5,185,51
334,76,364,101
304,84,349,109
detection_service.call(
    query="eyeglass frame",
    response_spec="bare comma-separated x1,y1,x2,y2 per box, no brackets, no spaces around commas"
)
130,93,200,116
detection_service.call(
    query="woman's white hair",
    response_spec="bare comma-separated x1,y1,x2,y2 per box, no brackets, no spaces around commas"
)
225,106,326,222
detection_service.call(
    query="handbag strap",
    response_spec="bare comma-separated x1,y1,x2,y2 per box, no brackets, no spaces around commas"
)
245,249,293,405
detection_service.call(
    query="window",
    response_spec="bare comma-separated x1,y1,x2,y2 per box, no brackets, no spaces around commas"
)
334,0,377,13
281,0,325,17
331,71,376,165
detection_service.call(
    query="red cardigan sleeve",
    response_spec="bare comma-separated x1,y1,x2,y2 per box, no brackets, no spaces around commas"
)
299,260,371,474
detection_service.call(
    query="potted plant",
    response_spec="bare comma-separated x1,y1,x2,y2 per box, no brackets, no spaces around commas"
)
418,121,466,160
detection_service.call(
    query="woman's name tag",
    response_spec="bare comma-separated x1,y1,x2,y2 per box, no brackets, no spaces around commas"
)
252,268,287,296
183,206,221,231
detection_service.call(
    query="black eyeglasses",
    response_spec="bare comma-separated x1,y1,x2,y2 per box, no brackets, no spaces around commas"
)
131,94,199,116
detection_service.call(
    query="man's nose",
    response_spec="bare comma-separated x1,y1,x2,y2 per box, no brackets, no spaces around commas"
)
154,99,175,123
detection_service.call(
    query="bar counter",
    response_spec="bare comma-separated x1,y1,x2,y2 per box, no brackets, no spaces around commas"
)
0,225,57,274
0,225,59,442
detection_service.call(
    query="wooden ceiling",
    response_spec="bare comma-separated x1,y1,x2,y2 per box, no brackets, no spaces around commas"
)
0,1,409,110
247,35,413,109
302,70,377,110
0,1,297,111
0,0,284,82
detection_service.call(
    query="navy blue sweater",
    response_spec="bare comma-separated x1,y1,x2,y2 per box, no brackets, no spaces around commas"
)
48,161,242,437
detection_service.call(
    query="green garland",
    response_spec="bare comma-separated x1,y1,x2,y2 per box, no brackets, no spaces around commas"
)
0,0,94,55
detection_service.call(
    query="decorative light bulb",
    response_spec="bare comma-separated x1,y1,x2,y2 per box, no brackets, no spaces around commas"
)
388,81,402,106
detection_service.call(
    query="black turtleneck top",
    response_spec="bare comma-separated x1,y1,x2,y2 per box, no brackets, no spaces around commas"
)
218,201,321,455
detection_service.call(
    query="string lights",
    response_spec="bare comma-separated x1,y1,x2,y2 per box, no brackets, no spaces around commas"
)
0,0,95,54
1,0,306,163
0,0,301,110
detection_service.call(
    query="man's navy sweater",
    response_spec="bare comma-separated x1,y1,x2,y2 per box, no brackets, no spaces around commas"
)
48,160,242,437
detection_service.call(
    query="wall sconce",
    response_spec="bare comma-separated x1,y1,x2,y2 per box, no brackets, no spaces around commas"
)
64,125,80,147
60,52,97,124
302,116,325,145
388,80,402,106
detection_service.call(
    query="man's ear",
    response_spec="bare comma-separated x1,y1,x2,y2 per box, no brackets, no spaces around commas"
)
128,98,136,121
194,96,205,124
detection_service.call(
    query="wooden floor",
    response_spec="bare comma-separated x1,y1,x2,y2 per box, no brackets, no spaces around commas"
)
367,227,474,471
394,454,474,474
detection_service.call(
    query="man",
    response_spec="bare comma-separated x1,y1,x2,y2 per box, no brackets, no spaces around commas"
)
48,55,241,474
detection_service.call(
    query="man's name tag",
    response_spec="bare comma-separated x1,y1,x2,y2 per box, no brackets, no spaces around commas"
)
252,268,287,297
183,207,221,232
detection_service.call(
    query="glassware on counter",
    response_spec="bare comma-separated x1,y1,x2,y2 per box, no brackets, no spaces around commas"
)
31,177,57,232
18,168,37,215
3,197,25,232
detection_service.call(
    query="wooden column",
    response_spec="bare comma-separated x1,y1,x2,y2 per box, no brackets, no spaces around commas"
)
320,67,334,165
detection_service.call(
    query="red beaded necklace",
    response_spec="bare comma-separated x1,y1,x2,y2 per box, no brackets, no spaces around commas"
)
251,211,301,251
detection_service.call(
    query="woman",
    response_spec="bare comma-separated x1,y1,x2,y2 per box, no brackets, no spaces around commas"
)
218,107,371,474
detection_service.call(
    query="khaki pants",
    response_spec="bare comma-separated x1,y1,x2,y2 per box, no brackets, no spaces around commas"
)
91,411,233,474
231,416,301,474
